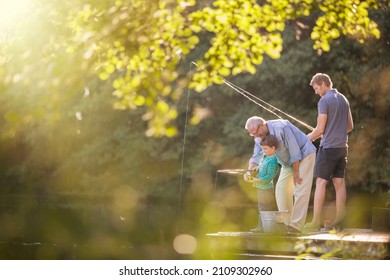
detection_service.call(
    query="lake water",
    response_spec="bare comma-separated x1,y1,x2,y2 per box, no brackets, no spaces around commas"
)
0,194,193,260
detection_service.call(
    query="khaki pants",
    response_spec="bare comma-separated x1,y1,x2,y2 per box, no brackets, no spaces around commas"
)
275,152,316,230
256,188,277,212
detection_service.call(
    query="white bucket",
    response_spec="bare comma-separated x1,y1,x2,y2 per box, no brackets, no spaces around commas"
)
260,211,291,233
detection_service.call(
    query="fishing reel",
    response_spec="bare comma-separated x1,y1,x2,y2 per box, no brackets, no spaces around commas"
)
245,168,258,181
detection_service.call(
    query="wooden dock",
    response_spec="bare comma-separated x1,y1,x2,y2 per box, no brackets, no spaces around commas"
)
207,228,390,260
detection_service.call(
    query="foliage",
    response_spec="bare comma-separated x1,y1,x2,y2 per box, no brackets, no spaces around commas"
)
0,0,389,259
0,0,388,197
60,0,386,136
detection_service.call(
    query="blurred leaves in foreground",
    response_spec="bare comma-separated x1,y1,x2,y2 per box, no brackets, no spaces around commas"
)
0,0,389,259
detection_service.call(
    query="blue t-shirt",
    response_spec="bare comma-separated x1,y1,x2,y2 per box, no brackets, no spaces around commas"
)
318,89,350,148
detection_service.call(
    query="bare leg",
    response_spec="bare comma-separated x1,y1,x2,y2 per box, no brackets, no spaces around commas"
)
310,178,328,225
332,177,346,224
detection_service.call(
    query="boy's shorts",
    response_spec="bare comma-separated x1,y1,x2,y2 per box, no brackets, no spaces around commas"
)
314,147,348,180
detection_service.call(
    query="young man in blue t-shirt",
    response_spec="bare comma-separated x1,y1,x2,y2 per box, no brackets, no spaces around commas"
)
305,73,354,231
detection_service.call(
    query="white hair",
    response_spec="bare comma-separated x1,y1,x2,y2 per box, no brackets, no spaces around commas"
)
245,116,266,130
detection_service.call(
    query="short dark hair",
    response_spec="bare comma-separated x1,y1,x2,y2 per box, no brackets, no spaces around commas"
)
260,135,279,149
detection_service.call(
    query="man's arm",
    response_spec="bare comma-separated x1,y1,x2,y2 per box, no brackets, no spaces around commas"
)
347,108,353,133
248,138,262,168
308,114,327,141
244,138,262,181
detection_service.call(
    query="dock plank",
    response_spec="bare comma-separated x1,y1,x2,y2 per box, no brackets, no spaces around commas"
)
207,229,390,259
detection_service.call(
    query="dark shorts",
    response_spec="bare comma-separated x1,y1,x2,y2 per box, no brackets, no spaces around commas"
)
314,147,348,180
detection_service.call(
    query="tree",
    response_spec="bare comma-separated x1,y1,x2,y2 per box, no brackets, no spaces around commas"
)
0,1,389,260
61,0,386,136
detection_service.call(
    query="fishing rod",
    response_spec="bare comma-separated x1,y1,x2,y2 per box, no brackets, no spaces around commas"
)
177,62,314,233
191,61,314,132
217,169,245,175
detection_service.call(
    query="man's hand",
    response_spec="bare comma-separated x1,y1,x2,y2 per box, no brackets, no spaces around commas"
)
293,170,303,185
243,171,253,182
244,166,258,182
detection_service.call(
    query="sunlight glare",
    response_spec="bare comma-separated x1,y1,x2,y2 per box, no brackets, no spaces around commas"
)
173,234,197,255
0,0,35,28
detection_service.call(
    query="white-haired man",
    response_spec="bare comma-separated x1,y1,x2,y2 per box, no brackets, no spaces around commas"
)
244,116,316,233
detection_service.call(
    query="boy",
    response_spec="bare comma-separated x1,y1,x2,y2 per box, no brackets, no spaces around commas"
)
247,134,280,232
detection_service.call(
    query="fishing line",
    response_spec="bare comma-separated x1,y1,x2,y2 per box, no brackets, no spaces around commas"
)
176,62,193,233
223,79,314,131
177,61,314,232
222,78,284,120
191,61,314,131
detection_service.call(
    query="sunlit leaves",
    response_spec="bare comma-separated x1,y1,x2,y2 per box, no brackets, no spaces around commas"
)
189,0,288,92
63,0,384,136
187,0,384,93
142,100,179,137
1,0,384,137
66,0,200,137
312,0,381,53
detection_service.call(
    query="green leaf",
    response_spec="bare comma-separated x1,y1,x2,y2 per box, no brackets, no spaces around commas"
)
134,95,145,106
218,67,230,76
99,71,110,80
